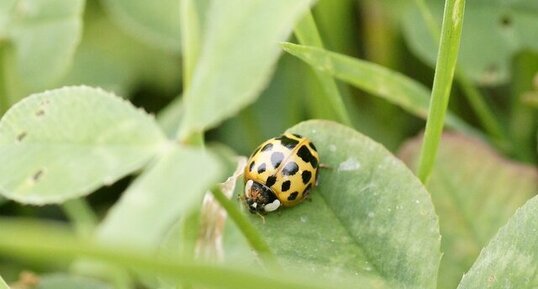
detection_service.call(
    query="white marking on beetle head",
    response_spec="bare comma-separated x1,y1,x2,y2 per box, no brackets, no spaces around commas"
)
245,180,254,197
252,202,257,208
264,199,281,212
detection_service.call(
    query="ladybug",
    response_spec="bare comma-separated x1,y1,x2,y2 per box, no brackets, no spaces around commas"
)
243,133,319,214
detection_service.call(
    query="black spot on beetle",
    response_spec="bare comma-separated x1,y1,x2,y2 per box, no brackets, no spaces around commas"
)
261,143,273,152
302,170,312,184
297,145,318,168
270,152,284,168
276,135,299,150
249,161,255,172
292,133,302,138
35,109,45,117
257,163,267,174
282,161,299,176
266,175,277,187
32,169,44,182
17,132,27,142
308,142,317,152
281,180,291,192
288,191,299,201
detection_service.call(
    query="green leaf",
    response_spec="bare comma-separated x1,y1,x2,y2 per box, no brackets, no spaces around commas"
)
36,274,111,289
3,0,84,101
402,1,538,85
399,133,538,289
0,86,166,205
457,195,538,289
179,0,314,139
96,146,223,249
282,43,478,136
101,0,181,52
249,120,441,289
0,274,8,289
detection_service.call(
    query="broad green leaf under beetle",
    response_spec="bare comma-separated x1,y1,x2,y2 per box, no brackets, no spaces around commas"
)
248,120,441,289
0,86,166,205
399,133,538,289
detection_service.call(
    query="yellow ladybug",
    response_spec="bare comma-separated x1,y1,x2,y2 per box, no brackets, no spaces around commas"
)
243,133,319,214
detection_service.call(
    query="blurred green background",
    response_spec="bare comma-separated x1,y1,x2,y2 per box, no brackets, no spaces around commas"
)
0,0,537,287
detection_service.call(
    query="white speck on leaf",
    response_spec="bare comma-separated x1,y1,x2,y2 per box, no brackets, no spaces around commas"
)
338,157,361,171
367,212,374,218
328,144,336,152
300,216,308,223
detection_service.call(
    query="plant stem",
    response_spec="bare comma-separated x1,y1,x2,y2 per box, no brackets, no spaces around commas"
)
0,219,347,289
417,0,465,183
210,187,276,265
180,0,203,89
293,11,352,127
455,71,509,148
178,0,206,144
61,198,98,238
414,0,510,151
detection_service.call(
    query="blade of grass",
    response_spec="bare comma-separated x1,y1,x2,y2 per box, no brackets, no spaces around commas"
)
413,0,510,153
210,186,276,265
0,219,372,289
61,198,98,238
282,43,481,138
417,0,466,182
293,11,352,126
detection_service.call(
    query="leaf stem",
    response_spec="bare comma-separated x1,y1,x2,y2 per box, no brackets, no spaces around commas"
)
417,0,466,183
61,198,98,238
210,186,276,265
293,11,352,127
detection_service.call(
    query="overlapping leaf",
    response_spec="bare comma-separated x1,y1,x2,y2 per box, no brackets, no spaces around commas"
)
179,0,314,138
402,0,538,85
3,0,84,101
102,0,181,52
0,86,166,204
399,133,538,289
457,195,538,289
